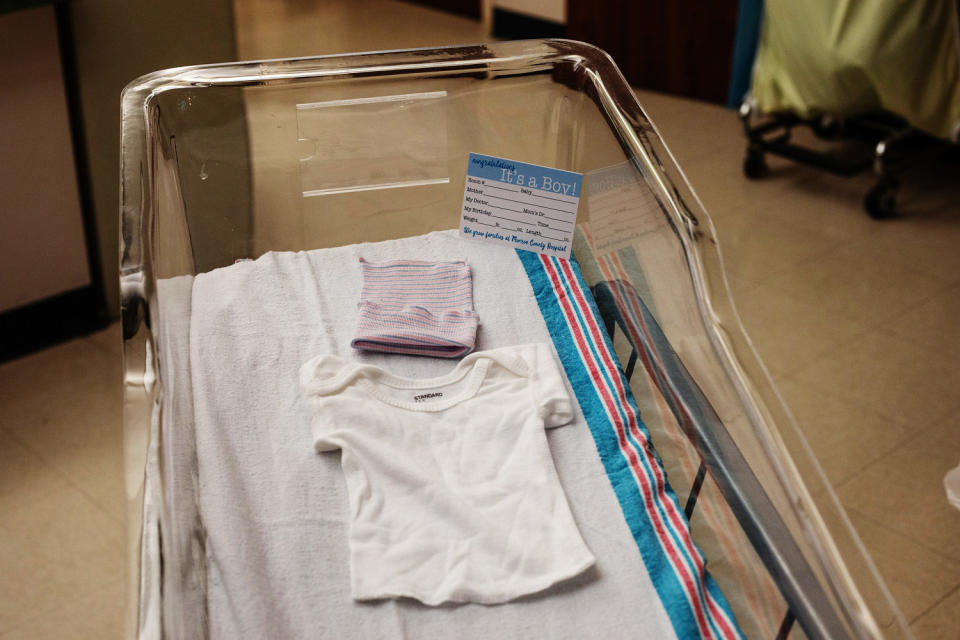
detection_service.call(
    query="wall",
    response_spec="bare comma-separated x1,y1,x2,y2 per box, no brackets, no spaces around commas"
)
67,0,238,315
567,0,738,104
0,6,90,312
493,0,564,23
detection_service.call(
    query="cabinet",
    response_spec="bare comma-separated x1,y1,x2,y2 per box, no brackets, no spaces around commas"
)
0,3,103,359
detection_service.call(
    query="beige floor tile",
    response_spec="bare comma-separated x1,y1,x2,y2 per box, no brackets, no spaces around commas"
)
911,586,960,640
731,282,868,376
840,198,960,286
886,283,960,363
709,210,843,289
725,126,889,240
0,577,125,640
742,171,881,243
839,216,960,284
234,0,490,60
86,321,122,358
52,426,125,523
715,270,756,301
0,333,123,521
837,417,960,562
0,337,107,417
0,430,69,515
776,378,912,486
793,330,960,428
760,245,950,329
845,509,960,622
0,484,124,632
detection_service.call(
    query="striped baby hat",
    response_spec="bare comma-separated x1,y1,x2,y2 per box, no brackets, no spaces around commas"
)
350,258,478,358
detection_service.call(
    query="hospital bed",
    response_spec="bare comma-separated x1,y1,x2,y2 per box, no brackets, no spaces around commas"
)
731,0,960,218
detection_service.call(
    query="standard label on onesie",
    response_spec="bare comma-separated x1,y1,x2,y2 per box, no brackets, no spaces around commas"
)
459,153,582,260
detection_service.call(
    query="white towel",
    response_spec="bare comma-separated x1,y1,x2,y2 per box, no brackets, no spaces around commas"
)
154,275,206,639
173,229,678,639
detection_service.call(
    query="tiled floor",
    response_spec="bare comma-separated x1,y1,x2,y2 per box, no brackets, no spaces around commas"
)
639,93,960,637
1,1,959,638
0,326,125,638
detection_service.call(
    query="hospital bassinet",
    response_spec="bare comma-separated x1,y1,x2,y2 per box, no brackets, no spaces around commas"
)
120,40,910,639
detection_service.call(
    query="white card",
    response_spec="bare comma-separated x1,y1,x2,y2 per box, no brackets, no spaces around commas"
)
459,153,582,259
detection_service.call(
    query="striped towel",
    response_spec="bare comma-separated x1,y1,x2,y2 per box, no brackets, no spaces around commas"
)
350,258,478,358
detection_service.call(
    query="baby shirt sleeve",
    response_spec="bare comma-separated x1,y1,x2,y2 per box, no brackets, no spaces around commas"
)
299,356,344,452
303,399,341,452
531,343,575,428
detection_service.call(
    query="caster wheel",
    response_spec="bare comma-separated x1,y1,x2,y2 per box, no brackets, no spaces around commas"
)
744,148,768,179
812,115,841,140
864,179,898,219
122,297,144,340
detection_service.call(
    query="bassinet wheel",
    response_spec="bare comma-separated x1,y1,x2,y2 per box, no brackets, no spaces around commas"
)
743,148,768,179
863,178,898,219
811,115,841,140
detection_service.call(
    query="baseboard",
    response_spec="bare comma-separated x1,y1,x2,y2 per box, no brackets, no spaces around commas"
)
0,285,108,363
492,7,564,39
404,0,482,19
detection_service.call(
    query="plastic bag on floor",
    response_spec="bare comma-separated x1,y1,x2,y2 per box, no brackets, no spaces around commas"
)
946,464,960,511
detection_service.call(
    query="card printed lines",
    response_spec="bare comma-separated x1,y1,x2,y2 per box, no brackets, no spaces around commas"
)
459,153,582,259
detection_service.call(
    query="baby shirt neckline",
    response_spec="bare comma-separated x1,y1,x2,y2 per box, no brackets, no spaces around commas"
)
356,357,491,412
307,346,532,413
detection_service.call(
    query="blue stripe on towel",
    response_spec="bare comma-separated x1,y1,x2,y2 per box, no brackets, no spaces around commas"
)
517,249,743,640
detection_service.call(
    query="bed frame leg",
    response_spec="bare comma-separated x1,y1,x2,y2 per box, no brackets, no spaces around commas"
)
775,609,796,640
624,348,638,380
683,462,707,519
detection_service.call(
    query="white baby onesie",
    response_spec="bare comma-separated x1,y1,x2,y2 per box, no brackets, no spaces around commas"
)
299,342,596,606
